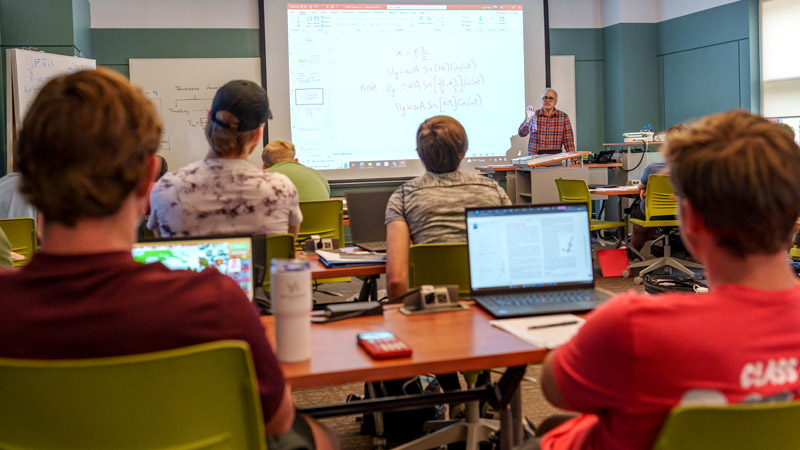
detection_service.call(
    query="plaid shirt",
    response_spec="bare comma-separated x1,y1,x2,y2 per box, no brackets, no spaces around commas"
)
518,108,576,155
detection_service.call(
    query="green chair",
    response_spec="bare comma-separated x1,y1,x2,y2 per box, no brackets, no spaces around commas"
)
0,341,266,450
296,199,345,252
263,233,296,293
554,178,625,233
408,243,470,299
627,174,703,278
652,401,800,450
297,199,349,288
0,217,37,267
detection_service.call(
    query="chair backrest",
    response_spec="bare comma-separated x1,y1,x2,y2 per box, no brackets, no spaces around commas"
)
0,217,37,267
652,401,800,450
644,174,678,222
554,178,592,217
408,243,470,298
296,199,345,251
264,233,296,292
0,341,266,450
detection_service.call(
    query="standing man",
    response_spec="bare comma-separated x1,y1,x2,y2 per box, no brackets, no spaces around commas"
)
262,140,330,202
518,88,575,156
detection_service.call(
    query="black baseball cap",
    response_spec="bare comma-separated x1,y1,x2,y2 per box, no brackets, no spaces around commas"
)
209,80,272,132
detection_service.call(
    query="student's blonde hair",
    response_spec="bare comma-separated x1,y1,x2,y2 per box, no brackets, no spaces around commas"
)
262,140,296,167
665,110,800,257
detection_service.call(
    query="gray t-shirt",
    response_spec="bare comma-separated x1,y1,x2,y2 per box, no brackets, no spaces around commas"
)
385,171,511,244
148,158,302,238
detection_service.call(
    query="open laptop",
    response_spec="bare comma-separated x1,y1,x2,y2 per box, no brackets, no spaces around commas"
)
345,189,395,252
132,235,255,301
466,203,612,318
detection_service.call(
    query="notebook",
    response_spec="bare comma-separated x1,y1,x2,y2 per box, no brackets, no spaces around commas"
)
132,235,255,301
465,203,611,318
345,189,395,252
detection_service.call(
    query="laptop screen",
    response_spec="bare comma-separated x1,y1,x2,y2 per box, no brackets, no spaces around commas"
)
132,236,255,301
345,189,395,243
466,204,593,292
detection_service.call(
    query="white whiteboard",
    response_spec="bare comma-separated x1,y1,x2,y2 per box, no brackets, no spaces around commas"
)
5,49,96,172
129,58,262,171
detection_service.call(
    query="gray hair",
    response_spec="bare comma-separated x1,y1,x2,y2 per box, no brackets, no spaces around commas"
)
540,88,558,99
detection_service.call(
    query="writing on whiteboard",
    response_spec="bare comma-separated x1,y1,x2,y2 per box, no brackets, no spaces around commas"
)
356,46,487,118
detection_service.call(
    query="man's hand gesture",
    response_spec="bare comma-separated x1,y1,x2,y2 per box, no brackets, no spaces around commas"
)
526,105,536,121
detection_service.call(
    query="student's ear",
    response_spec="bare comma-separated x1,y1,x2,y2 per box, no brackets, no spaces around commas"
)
136,154,159,197
252,126,264,144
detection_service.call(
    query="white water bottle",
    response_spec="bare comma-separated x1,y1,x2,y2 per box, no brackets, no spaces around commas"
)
270,258,312,362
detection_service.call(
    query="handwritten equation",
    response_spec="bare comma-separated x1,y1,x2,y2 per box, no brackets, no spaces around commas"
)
357,46,488,118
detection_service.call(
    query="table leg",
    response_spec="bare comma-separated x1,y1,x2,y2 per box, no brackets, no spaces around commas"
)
357,275,380,302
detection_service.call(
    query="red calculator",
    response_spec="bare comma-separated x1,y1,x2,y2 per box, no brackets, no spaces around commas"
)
357,331,412,359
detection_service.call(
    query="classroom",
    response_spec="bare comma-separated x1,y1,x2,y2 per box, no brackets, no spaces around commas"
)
2,1,800,449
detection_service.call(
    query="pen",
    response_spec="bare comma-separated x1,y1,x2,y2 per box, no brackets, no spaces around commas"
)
528,320,579,330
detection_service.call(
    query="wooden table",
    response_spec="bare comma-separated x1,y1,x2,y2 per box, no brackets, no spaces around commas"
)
303,252,385,301
262,304,545,448
262,303,544,389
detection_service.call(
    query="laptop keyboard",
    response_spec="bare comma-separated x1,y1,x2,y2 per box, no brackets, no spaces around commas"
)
486,290,599,307
357,241,386,251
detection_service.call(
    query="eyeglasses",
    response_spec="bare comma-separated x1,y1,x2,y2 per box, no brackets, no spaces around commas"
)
542,96,556,101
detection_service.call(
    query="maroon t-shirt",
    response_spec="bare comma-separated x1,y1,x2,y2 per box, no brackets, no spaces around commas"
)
0,251,286,423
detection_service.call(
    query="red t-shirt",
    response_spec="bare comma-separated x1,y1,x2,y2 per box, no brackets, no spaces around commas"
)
543,284,800,450
0,252,286,423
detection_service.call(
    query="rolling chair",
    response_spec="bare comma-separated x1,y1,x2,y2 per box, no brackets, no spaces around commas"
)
625,175,702,280
652,401,800,450
400,243,497,450
0,217,37,267
263,233,296,293
555,178,625,246
296,199,349,291
0,341,266,450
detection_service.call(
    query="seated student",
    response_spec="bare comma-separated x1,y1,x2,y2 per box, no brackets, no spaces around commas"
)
385,116,510,394
630,123,687,252
528,111,800,450
148,81,302,238
262,140,330,202
385,115,511,299
0,69,337,450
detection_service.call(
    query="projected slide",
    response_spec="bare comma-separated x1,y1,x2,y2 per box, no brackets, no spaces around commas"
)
287,4,525,172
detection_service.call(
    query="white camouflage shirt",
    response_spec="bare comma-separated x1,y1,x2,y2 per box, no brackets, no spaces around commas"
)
148,158,302,238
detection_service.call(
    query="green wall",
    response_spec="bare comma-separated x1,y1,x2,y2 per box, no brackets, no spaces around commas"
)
550,28,604,152
657,0,750,126
549,0,754,148
91,28,260,77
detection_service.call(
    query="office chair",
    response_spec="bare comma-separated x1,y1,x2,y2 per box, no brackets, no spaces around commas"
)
554,178,625,245
400,243,497,450
626,175,702,280
408,243,471,298
0,340,266,450
296,199,349,291
652,401,800,450
0,217,37,267
263,233,296,293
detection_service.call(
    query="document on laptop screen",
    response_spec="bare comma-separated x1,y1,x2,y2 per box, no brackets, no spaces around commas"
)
467,206,593,290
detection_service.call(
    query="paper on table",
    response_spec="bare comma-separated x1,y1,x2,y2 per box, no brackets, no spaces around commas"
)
490,314,585,349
